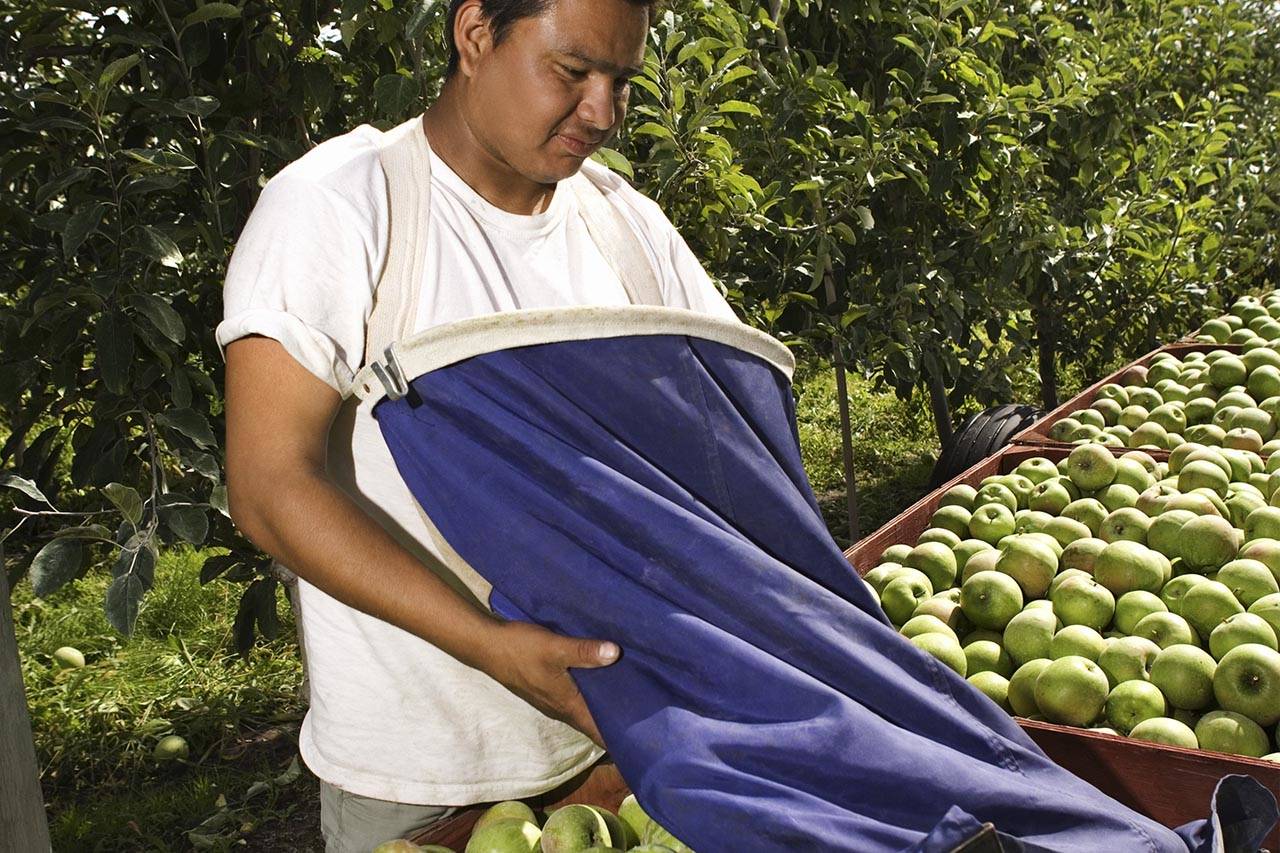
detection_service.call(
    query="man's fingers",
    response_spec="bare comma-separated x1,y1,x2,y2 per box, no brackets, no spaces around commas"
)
561,636,620,669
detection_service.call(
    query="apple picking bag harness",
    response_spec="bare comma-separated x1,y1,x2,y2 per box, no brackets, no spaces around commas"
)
341,114,1274,853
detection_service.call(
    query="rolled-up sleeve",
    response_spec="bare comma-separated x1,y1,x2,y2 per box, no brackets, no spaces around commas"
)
216,171,383,397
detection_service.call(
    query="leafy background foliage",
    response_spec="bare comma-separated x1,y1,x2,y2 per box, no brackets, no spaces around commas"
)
2,0,1279,644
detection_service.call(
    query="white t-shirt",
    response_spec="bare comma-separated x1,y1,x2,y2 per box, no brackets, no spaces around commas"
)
216,117,738,805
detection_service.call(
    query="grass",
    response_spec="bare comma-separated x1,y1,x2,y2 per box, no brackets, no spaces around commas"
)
12,357,1095,850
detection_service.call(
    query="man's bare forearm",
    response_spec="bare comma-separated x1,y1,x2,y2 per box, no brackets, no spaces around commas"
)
230,467,502,672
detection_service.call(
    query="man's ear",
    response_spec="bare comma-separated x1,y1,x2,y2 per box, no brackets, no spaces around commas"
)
453,0,494,78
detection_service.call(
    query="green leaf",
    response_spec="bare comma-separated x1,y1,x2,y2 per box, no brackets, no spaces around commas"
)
132,293,185,343
590,147,634,178
99,54,140,90
134,225,184,269
0,474,52,506
181,3,242,31
210,485,229,518
716,100,761,117
200,554,239,585
156,409,217,449
30,539,84,598
35,167,95,209
113,539,157,591
163,505,209,545
121,148,198,170
52,524,113,541
373,74,419,116
95,312,134,395
720,66,756,86
103,482,144,526
630,122,674,140
104,573,145,636
404,0,441,42
63,202,109,258
854,206,875,230
174,95,221,118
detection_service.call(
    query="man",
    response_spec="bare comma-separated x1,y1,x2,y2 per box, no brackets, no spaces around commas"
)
219,0,738,849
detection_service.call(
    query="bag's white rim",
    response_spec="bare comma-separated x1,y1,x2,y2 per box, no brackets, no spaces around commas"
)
350,305,795,403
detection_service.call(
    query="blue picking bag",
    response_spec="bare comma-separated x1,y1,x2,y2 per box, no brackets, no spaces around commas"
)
367,308,1275,852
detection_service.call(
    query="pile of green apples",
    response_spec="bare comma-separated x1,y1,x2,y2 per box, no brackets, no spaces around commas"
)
1193,293,1280,348
1048,348,1280,455
864,443,1280,759
373,794,693,853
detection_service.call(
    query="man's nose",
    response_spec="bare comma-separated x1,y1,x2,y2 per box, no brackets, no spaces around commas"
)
578,77,619,132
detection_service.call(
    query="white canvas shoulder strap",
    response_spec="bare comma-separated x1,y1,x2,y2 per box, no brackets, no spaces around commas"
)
350,113,664,401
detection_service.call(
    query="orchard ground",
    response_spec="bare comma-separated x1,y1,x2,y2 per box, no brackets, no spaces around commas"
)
13,359,1087,851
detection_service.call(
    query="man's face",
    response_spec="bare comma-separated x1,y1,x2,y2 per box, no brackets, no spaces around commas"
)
461,0,649,184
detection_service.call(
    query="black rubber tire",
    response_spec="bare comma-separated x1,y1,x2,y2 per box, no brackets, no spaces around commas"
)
928,404,1044,488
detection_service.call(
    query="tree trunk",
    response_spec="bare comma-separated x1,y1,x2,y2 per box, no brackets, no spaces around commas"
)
925,361,954,450
1,562,52,851
1036,306,1059,410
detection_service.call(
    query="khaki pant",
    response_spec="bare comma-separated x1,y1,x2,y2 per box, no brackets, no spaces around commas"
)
319,779,458,853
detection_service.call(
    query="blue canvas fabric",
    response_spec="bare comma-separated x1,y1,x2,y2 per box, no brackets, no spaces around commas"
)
373,330,1276,852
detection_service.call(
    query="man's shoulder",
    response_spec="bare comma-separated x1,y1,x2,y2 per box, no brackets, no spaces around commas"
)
265,123,388,209
577,156,671,235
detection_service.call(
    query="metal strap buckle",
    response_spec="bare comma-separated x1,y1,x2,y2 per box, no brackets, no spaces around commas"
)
370,345,409,401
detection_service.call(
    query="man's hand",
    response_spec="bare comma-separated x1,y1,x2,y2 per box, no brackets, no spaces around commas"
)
479,621,620,748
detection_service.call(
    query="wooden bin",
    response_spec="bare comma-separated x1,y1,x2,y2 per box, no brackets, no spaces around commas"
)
844,443,1280,848
1009,343,1243,451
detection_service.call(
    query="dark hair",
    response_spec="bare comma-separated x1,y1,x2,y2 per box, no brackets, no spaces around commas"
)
444,0,659,78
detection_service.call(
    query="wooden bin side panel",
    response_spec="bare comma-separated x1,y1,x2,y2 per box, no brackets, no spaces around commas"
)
1009,343,1241,450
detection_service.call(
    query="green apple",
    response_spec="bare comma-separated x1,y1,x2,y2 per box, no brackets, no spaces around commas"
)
1249,365,1280,400
1150,644,1217,710
1148,404,1187,436
1114,590,1168,634
1098,383,1131,405
1130,422,1170,449
1029,479,1074,515
880,573,934,625
1008,659,1052,716
967,671,1011,710
1225,488,1268,528
1210,613,1278,660
1209,355,1249,389
1177,515,1240,571
961,628,1004,646
863,563,908,596
1042,517,1093,549
1061,537,1108,575
1105,680,1167,735
617,795,650,848
964,639,1014,677
1182,579,1247,639
1034,655,1110,727
1212,643,1280,726
929,505,973,539
1094,540,1165,596
968,503,1016,544
1216,558,1280,607
1129,717,1198,749
1050,625,1107,661
1145,512,1195,562
1248,593,1280,639
901,614,959,642
910,631,967,676
1098,636,1161,687
879,543,913,564
1112,458,1155,492
1049,418,1082,442
1049,568,1092,599
1015,457,1061,485
938,484,978,511
904,542,958,594
1003,607,1060,665
1013,511,1056,536
1178,460,1231,498
1062,499,1109,535
961,571,1025,631
587,807,629,851
1096,484,1142,513
539,805,607,853
1003,474,1037,510
1119,405,1151,430
975,482,1018,512
1075,408,1107,430
994,538,1058,600
464,818,543,853
1160,573,1209,616
1099,508,1151,545
1185,397,1217,426
1092,398,1123,426
1068,444,1119,491
952,539,993,573
1133,611,1200,649
1239,538,1280,584
1051,575,1116,632
961,549,1001,582
153,734,188,762
1195,710,1271,757
475,801,540,832
52,646,85,669
918,527,962,548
